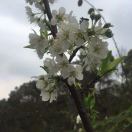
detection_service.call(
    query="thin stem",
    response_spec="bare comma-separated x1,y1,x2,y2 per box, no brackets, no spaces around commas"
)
84,69,114,93
69,46,84,62
43,0,57,38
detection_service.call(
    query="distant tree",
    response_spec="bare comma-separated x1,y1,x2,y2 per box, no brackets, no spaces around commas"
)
0,81,76,132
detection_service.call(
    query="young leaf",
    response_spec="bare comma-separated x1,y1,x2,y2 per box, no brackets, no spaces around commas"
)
98,51,123,76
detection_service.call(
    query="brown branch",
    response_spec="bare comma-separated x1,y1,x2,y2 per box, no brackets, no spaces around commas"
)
69,46,84,62
43,0,57,38
62,79,94,132
83,69,117,93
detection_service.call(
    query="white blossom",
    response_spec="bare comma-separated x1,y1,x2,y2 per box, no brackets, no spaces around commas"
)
51,7,66,25
36,77,58,102
65,11,78,23
49,89,58,103
25,0,41,5
36,80,46,90
38,20,47,31
56,55,71,79
67,65,83,85
59,7,66,15
34,2,44,11
89,37,108,60
82,37,108,71
40,88,57,102
52,10,58,16
49,0,57,4
76,114,82,124
28,33,49,59
44,58,58,75
40,90,50,101
74,32,85,47
57,22,79,46
25,6,37,23
49,39,66,56
25,0,113,103
25,0,34,5
51,7,77,25
80,20,89,32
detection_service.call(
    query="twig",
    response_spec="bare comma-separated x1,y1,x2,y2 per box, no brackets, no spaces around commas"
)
62,79,94,132
69,46,84,62
43,0,57,38
83,69,118,93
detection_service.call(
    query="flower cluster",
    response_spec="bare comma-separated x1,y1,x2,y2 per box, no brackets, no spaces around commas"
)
36,75,57,102
25,0,113,102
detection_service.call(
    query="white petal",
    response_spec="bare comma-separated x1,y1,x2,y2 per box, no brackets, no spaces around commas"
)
76,73,83,80
80,20,89,32
75,38,84,46
36,80,45,89
76,66,83,80
52,10,57,16
41,91,50,101
59,7,66,15
68,77,75,86
76,115,82,124
49,0,56,4
61,67,70,79
50,90,57,103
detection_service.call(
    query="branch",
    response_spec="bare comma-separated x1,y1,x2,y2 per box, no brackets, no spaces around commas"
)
56,76,94,131
43,0,57,38
69,46,84,62
42,1,93,131
62,79,94,132
83,69,117,93
63,63,94,130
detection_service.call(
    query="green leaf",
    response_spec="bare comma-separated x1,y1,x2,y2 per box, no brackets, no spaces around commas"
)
98,51,123,76
107,58,122,71
84,94,95,109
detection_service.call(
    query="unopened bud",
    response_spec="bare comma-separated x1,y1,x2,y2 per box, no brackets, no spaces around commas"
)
78,0,83,6
103,23,113,28
104,29,113,38
88,8,94,14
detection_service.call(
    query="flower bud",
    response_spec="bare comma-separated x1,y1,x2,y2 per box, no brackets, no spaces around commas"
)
88,8,94,14
104,29,113,38
78,0,83,6
103,23,113,28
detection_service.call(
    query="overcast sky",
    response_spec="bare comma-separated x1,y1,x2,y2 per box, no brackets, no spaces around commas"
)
0,0,132,99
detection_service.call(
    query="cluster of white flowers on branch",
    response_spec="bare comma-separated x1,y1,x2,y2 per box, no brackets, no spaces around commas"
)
25,0,113,102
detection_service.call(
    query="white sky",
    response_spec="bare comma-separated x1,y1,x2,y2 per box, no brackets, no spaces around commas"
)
0,0,132,99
